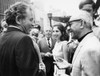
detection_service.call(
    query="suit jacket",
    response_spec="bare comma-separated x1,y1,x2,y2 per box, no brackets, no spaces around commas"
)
38,37,56,73
0,27,39,76
71,33,100,76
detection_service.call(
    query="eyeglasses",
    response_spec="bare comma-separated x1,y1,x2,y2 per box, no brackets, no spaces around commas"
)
69,19,82,23
68,19,83,26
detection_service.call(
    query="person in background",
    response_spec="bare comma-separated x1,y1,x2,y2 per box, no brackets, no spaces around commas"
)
0,19,6,36
78,0,99,28
0,19,8,33
52,23,69,76
38,27,56,76
30,27,40,42
0,19,8,36
29,25,46,76
29,24,44,43
0,2,40,76
34,24,44,40
79,0,95,16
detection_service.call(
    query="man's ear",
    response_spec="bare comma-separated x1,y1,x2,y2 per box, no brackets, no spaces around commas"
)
80,20,84,29
16,16,21,25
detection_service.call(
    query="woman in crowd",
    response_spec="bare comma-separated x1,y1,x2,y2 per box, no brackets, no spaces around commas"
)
52,23,69,76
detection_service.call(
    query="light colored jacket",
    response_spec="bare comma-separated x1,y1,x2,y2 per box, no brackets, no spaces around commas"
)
71,33,100,76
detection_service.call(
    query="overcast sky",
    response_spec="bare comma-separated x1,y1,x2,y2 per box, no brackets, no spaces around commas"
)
43,0,82,15
31,0,84,15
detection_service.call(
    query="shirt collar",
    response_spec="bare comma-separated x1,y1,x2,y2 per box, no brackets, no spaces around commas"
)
78,31,93,42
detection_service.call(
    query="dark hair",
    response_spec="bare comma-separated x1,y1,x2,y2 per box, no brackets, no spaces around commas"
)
53,23,69,41
4,2,30,26
79,0,95,9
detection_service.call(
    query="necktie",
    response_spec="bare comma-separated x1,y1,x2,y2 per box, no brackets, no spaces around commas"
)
47,38,51,48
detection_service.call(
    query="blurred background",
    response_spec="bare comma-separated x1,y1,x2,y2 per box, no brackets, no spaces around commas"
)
0,0,100,30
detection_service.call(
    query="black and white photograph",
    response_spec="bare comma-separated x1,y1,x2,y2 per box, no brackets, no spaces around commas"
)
0,0,100,76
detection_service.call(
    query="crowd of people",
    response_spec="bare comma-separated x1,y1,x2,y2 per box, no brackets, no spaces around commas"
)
0,0,100,76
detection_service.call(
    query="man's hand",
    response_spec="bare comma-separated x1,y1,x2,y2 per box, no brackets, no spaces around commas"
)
53,57,72,69
39,62,46,72
45,52,53,57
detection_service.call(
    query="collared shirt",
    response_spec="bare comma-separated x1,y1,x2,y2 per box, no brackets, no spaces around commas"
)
46,37,52,48
8,25,21,30
8,25,28,34
78,31,93,42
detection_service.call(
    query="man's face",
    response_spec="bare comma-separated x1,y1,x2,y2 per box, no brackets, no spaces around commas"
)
82,4,93,16
68,19,82,39
44,28,52,38
21,8,35,33
30,28,39,37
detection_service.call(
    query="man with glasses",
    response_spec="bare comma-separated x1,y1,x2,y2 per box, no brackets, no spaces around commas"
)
69,10,100,76
54,10,100,76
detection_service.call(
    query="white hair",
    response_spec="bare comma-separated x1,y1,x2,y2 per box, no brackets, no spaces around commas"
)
70,10,93,29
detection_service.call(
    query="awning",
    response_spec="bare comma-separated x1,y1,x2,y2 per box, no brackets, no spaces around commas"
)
51,16,71,23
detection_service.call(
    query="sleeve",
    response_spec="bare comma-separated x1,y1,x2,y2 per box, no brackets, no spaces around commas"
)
71,64,81,76
80,50,100,76
71,54,81,76
62,41,69,61
15,36,39,76
37,40,45,58
33,41,43,63
63,41,72,75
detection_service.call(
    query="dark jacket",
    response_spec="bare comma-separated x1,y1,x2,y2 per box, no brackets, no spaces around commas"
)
38,37,55,73
0,27,39,76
